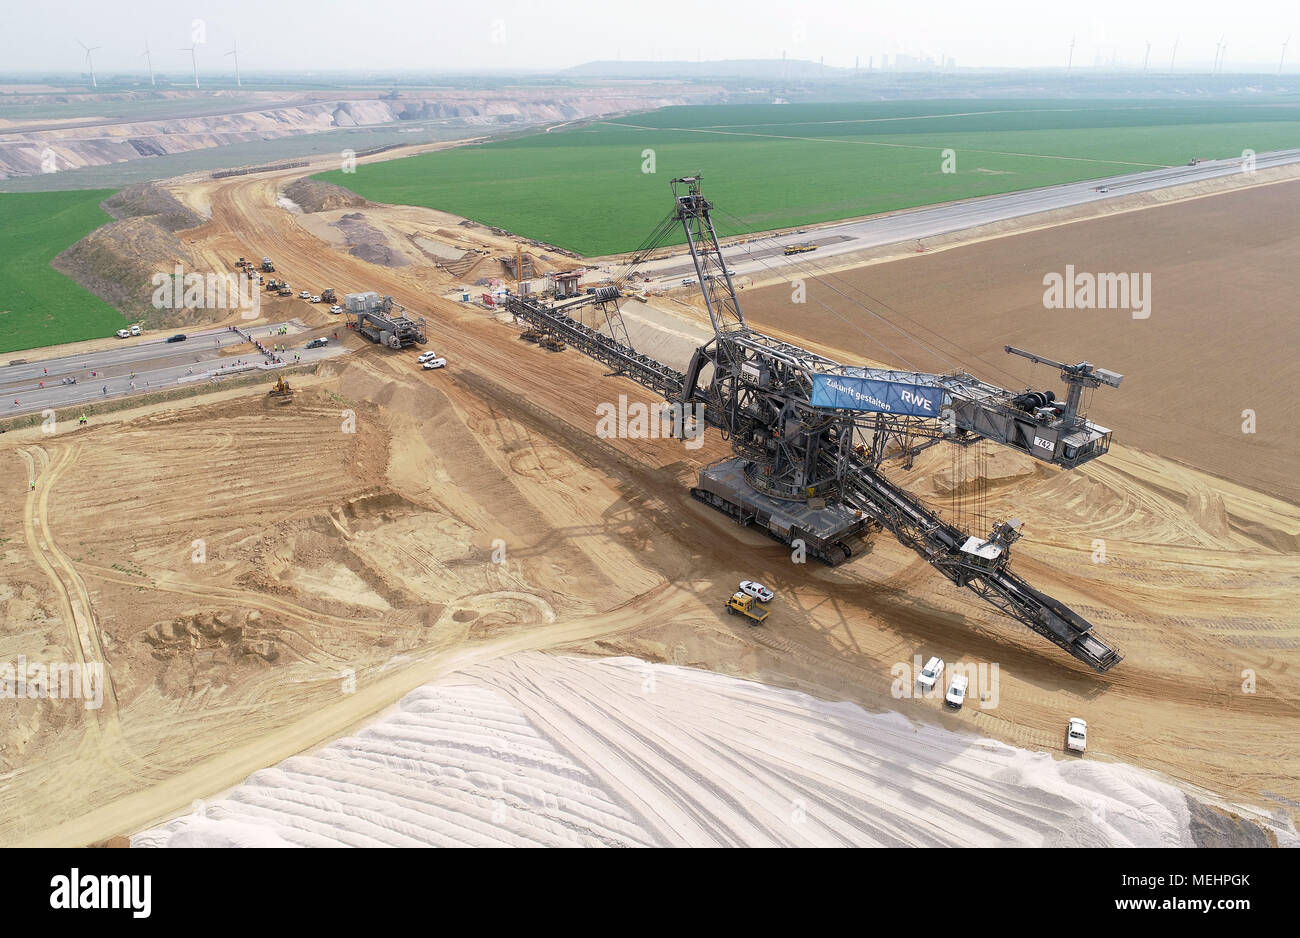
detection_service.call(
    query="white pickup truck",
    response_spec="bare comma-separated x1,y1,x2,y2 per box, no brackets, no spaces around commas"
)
917,656,944,691
1066,718,1088,753
945,673,969,709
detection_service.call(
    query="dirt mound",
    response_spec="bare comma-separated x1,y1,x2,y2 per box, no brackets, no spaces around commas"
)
101,183,202,232
52,216,196,324
147,610,282,699
330,212,409,267
282,177,366,213
1187,798,1277,847
143,610,279,663
348,243,406,266
930,446,1042,496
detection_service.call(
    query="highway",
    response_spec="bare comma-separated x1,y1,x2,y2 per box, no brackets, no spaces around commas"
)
1,321,349,422
629,147,1300,284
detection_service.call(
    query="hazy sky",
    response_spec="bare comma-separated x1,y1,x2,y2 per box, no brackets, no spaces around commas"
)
3,0,1297,75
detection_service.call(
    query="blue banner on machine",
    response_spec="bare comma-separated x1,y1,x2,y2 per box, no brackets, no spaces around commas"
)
810,374,944,416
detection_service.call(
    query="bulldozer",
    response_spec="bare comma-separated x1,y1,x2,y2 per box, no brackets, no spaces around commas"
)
725,591,769,624
519,328,541,343
268,375,293,402
321,288,337,304
538,333,566,352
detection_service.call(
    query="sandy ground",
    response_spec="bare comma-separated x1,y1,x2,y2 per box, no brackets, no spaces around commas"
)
134,653,1294,848
3,164,1299,846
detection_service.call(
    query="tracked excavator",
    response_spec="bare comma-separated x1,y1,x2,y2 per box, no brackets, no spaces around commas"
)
505,176,1125,672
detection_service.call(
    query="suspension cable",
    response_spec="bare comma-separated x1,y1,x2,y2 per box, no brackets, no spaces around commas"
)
710,207,1028,387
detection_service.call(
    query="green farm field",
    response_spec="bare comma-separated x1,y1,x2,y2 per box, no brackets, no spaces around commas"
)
316,99,1300,256
0,190,125,354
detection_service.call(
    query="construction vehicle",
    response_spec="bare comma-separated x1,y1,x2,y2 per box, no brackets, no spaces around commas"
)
260,257,275,273
267,375,293,402
783,243,817,256
503,175,1127,672
725,591,769,624
321,288,337,304
538,334,566,352
276,283,292,297
265,278,281,291
346,292,427,349
519,328,541,343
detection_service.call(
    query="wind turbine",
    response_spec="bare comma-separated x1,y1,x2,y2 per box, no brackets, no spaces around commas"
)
1170,37,1179,72
179,45,199,88
226,40,241,87
142,40,155,87
1282,35,1292,73
1067,34,1075,70
1213,37,1223,73
1144,41,1151,72
77,39,101,88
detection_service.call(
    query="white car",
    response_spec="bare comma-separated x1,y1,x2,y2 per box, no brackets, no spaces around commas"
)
681,277,697,286
299,291,311,299
130,324,141,336
416,350,440,364
739,580,773,603
422,358,447,370
329,305,342,314
309,295,322,303
917,656,944,691
1067,718,1088,753
945,673,969,709
115,329,130,338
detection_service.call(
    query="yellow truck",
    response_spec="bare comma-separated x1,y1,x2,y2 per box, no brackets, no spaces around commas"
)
725,591,769,624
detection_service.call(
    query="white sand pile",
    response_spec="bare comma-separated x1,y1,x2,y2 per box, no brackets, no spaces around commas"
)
132,654,1275,847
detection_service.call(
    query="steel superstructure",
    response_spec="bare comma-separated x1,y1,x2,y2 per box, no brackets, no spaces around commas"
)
505,176,1125,671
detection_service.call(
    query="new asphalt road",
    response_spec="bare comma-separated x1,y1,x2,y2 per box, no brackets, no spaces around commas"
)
1,321,349,422
630,147,1300,284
